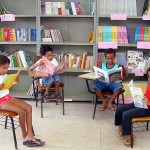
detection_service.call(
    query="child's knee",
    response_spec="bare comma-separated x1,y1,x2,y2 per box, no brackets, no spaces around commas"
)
26,104,32,112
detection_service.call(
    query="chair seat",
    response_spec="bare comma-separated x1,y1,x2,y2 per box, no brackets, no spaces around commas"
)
39,82,64,90
0,110,18,117
132,117,150,122
102,89,125,97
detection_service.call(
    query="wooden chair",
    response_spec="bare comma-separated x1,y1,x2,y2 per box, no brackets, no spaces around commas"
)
32,56,65,118
0,109,18,149
131,116,150,148
93,89,125,119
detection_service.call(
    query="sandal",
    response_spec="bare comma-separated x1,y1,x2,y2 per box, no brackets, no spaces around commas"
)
118,132,125,140
55,93,63,103
23,140,45,147
124,139,131,147
108,106,115,111
99,106,107,111
43,94,50,103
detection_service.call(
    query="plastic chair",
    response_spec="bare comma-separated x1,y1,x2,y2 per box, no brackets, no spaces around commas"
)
93,89,125,119
131,116,150,148
0,109,18,149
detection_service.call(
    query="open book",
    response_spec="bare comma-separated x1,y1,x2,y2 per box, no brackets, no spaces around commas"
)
40,56,67,76
2,69,21,90
93,66,122,83
128,80,148,109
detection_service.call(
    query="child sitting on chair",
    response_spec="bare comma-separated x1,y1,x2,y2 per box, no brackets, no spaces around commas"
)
29,45,62,102
0,55,45,147
115,67,150,147
93,48,128,111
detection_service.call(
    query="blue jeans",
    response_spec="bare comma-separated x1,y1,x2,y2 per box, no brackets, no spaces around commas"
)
93,81,123,92
115,103,150,135
42,75,62,87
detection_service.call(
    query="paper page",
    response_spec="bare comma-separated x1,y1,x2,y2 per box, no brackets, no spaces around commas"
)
93,66,108,82
129,87,148,109
107,67,122,83
54,62,67,75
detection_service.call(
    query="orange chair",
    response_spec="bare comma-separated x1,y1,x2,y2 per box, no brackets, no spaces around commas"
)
0,109,18,149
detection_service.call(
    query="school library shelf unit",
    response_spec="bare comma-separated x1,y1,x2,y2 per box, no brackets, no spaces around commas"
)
0,0,149,101
0,0,97,101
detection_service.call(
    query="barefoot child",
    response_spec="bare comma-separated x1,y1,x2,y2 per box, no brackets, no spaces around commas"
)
0,55,45,147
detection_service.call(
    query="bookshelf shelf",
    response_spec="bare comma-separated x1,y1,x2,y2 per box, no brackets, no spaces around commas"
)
41,15,94,18
0,42,37,45
8,67,27,71
15,15,36,18
65,68,93,73
40,42,94,46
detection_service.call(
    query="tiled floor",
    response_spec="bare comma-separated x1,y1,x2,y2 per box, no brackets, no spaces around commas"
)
0,101,150,150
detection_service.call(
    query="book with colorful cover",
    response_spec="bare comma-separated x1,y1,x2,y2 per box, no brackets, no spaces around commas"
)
128,80,148,109
40,56,67,76
93,66,122,83
2,69,21,90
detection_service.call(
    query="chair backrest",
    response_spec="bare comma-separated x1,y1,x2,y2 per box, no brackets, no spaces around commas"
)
34,56,42,63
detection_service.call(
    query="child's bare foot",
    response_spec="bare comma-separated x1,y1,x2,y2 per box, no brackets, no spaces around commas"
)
108,101,115,111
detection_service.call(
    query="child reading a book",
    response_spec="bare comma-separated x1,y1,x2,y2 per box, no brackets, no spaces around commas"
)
93,49,127,111
115,67,150,147
29,45,63,102
0,55,45,147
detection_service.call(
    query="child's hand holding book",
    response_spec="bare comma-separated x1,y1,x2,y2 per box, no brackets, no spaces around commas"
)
0,83,4,90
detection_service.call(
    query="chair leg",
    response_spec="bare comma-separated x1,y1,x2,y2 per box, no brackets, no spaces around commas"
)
116,96,119,106
146,121,149,130
93,95,98,119
41,93,44,118
131,122,133,148
10,117,18,149
122,93,124,105
36,86,39,107
5,116,8,129
62,87,65,115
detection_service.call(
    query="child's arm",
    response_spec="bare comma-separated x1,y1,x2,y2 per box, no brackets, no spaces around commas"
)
120,65,128,81
29,60,44,71
0,83,4,90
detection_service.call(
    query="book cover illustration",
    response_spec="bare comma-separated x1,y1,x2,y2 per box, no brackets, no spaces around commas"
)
128,80,148,109
127,51,143,69
93,66,122,83
40,56,67,76
2,69,21,90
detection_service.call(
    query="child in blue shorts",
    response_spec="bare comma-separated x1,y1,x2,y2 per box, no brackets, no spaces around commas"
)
29,45,62,102
93,49,127,111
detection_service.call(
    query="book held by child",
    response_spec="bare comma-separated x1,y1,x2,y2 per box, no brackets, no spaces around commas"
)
39,56,67,76
128,80,148,109
1,69,21,90
93,66,122,83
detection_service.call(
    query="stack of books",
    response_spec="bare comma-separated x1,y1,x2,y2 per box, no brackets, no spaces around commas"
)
41,2,82,15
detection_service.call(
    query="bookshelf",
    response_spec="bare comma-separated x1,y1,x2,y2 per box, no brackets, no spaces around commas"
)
96,0,150,78
0,0,96,101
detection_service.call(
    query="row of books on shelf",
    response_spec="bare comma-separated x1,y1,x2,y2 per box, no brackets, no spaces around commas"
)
0,50,33,68
97,50,150,73
98,26,150,44
99,0,137,16
41,1,82,16
133,27,150,44
41,29,63,42
98,26,130,44
0,28,36,42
